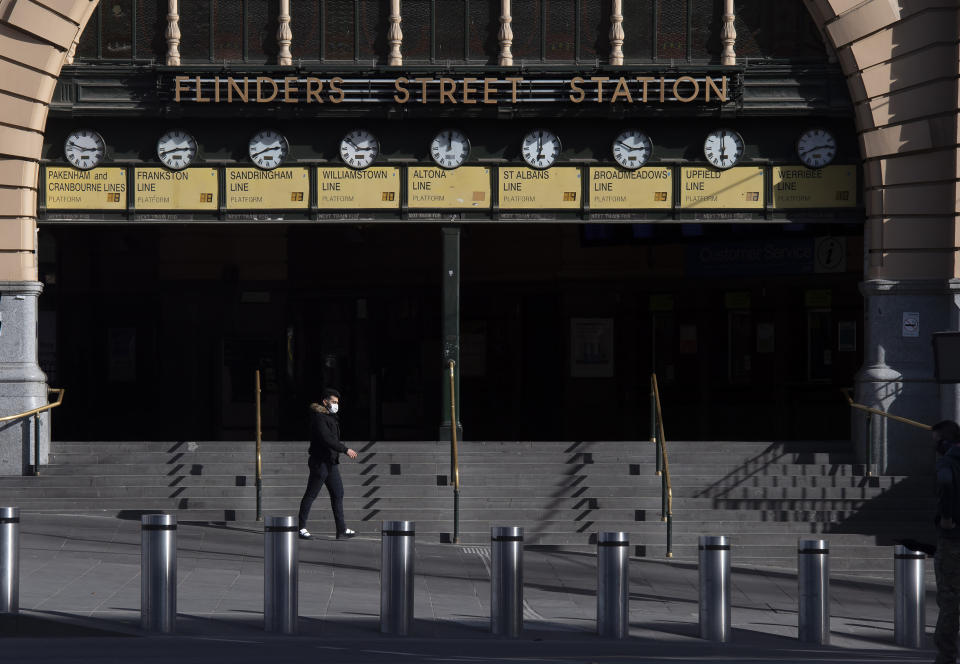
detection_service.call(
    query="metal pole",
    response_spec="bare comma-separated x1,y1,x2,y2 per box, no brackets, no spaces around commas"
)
699,535,730,642
255,370,263,522
597,531,629,639
894,544,926,648
0,507,20,614
448,361,460,544
651,375,661,476
33,415,40,476
491,526,523,637
264,515,298,635
380,520,415,635
141,514,176,633
797,538,829,644
865,412,873,477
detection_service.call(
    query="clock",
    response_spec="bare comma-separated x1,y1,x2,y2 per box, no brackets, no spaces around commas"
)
521,129,561,169
612,129,652,170
797,128,837,168
156,129,197,170
703,129,744,169
430,129,470,169
248,129,288,170
340,129,379,169
64,129,105,170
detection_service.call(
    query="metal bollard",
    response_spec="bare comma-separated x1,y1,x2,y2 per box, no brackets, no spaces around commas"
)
0,507,19,614
264,516,298,634
699,535,731,642
894,544,926,648
797,538,830,644
141,514,176,633
597,531,629,639
491,526,523,637
381,520,415,635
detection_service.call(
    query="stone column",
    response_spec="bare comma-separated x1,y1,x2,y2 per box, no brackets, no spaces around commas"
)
278,0,292,66
720,0,735,65
609,0,624,66
855,280,960,476
388,0,402,66
498,0,513,66
0,281,48,476
166,0,181,66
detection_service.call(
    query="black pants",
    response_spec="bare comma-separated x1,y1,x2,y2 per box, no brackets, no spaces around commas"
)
297,461,346,533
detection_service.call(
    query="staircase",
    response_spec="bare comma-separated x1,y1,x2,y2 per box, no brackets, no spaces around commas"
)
0,439,935,573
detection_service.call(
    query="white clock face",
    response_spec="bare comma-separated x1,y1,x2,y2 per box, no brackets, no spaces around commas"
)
521,129,561,169
430,129,470,169
797,128,837,168
340,129,379,169
64,129,105,170
157,129,197,170
612,130,652,170
704,129,744,169
248,129,288,170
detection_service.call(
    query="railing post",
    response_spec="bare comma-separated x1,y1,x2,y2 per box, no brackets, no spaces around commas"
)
32,414,40,476
264,515,298,634
141,514,177,633
255,370,263,522
699,535,731,642
864,411,873,477
0,508,20,614
381,520,415,635
894,545,926,648
491,526,523,637
798,538,829,644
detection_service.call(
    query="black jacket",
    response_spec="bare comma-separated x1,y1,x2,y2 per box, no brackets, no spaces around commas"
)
308,403,347,465
937,445,960,540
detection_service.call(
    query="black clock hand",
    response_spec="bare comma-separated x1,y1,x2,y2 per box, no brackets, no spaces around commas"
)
799,144,834,156
251,146,281,158
159,147,190,157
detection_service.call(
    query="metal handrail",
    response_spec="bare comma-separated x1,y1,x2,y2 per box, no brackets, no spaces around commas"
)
650,374,673,558
0,388,65,476
447,360,461,544
0,388,64,423
840,388,931,431
841,387,930,478
255,370,263,521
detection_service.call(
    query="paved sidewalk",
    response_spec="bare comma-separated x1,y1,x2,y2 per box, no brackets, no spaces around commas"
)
0,513,940,663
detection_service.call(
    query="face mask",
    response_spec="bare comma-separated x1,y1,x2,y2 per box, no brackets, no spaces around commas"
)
329,403,339,414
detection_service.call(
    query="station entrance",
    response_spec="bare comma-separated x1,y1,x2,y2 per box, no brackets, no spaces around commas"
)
37,221,863,443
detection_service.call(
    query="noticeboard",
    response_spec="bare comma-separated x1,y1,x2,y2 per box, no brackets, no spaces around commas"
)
134,168,218,210
772,165,857,208
407,166,491,209
225,167,309,209
317,166,400,209
589,167,672,209
499,167,581,209
45,167,126,210
680,167,764,209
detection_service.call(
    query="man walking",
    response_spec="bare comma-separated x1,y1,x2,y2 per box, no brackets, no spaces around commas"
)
298,388,358,540
934,419,960,663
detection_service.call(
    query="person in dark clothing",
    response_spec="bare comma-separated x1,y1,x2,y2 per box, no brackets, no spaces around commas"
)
297,388,358,540
934,419,960,664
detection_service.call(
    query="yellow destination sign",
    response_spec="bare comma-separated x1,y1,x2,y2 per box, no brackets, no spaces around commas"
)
317,166,400,209
499,167,581,209
772,165,857,208
45,167,126,210
589,167,672,209
134,168,218,210
226,167,309,209
408,166,491,209
680,167,764,209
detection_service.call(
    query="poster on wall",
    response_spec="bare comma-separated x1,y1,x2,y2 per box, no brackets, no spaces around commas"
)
570,318,614,378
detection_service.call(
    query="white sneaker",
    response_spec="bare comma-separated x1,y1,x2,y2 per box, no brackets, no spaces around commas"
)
337,528,356,540
298,528,312,540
